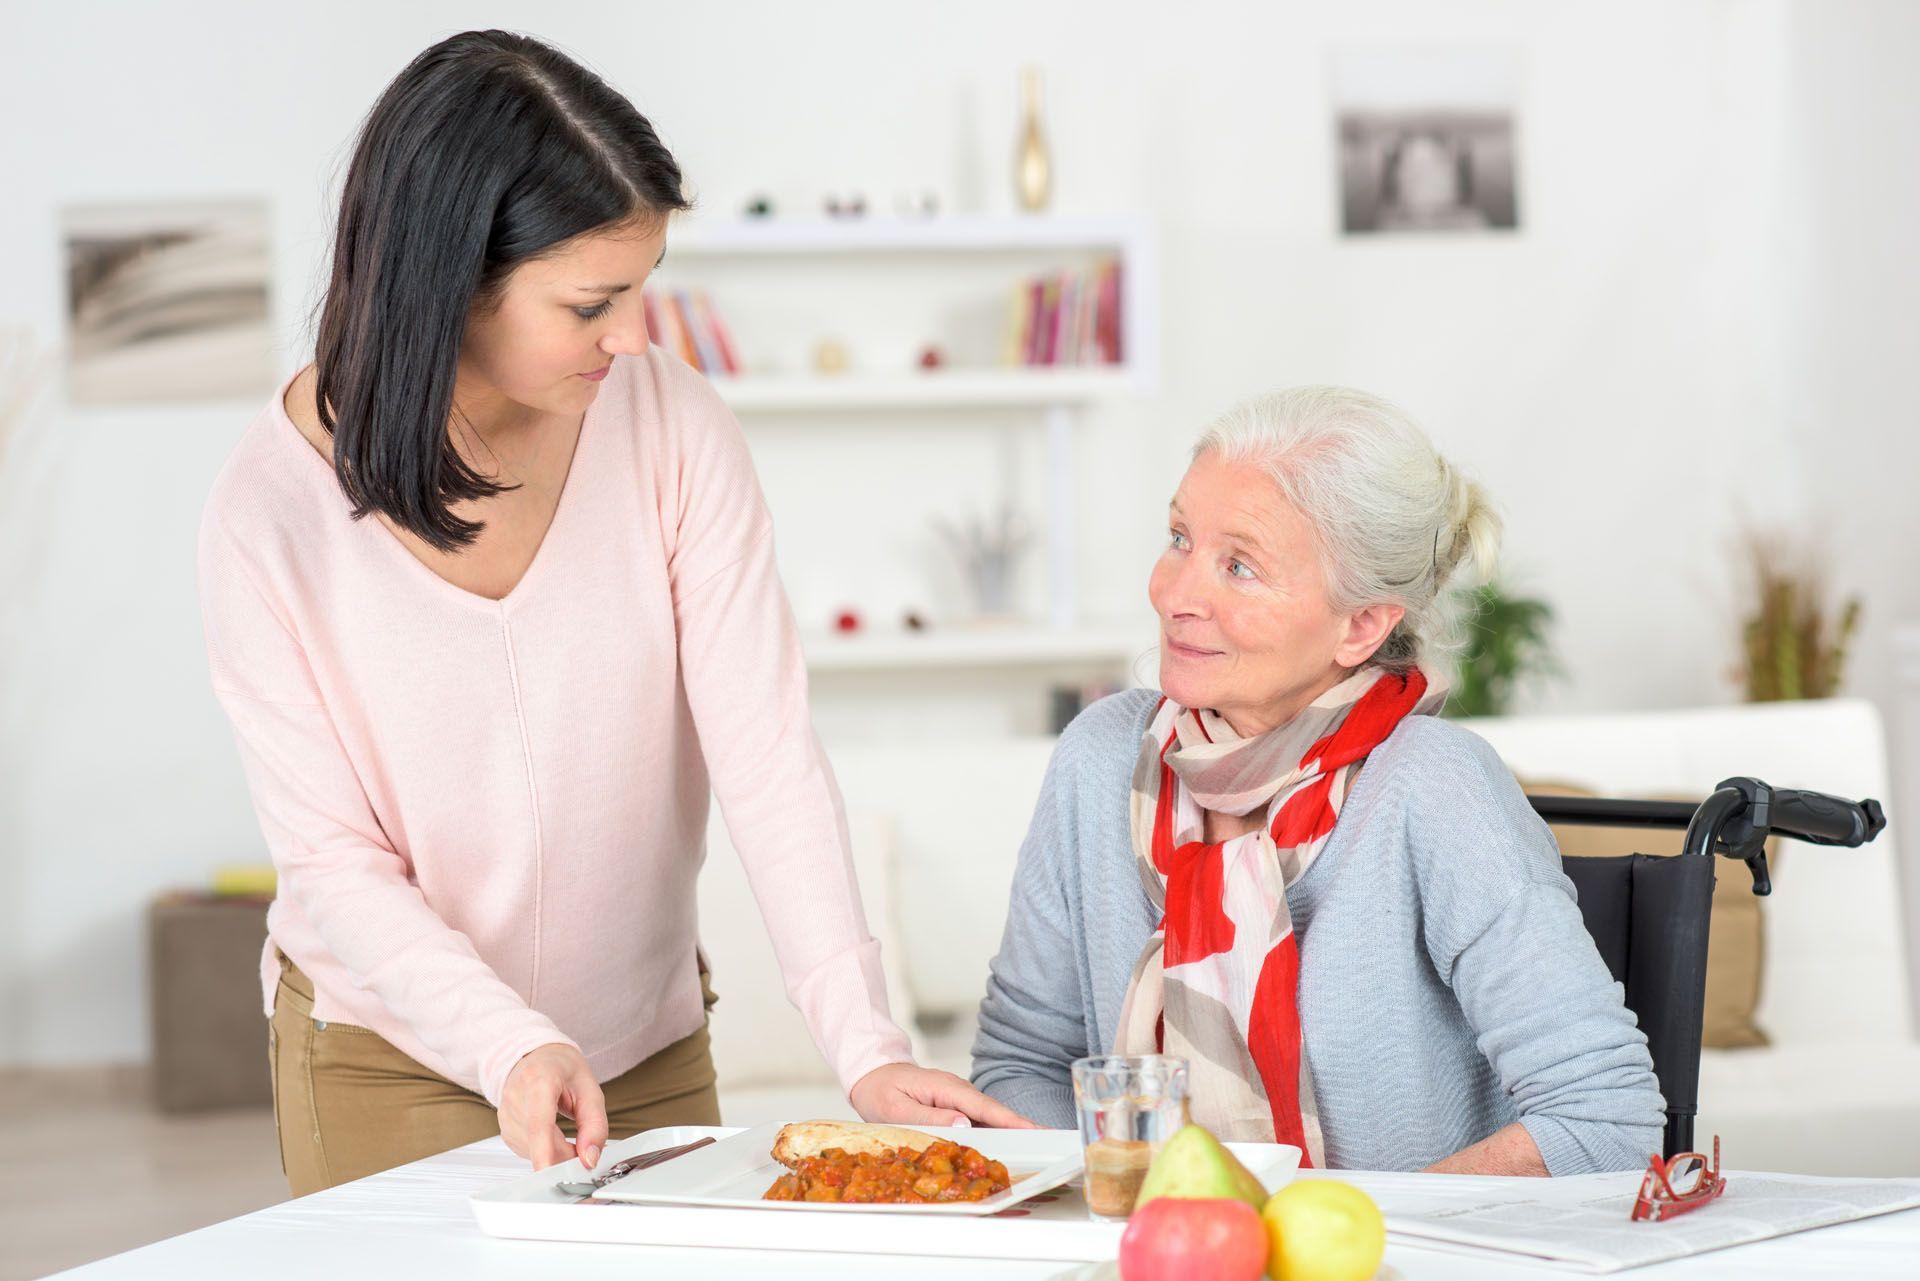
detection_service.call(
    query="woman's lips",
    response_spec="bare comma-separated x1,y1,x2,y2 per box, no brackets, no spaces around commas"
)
1165,638,1223,660
580,365,612,382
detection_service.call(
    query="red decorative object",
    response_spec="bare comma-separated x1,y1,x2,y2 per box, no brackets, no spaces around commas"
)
918,345,946,369
833,609,863,634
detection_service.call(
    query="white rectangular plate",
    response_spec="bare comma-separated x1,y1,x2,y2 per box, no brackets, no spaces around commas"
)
594,1121,1080,1214
470,1125,1302,1263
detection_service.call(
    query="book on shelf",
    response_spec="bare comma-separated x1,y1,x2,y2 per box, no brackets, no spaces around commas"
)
642,286,740,376
1004,258,1124,368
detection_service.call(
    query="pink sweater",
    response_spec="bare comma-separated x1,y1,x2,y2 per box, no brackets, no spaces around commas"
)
197,349,913,1107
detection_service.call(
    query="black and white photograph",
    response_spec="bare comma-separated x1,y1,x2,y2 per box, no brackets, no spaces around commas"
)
1333,46,1521,234
64,200,274,405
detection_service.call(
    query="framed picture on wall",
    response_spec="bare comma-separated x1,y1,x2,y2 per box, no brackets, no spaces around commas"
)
1333,46,1522,235
63,199,275,405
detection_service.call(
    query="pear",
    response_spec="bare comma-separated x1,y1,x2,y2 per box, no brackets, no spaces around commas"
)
1134,1123,1268,1213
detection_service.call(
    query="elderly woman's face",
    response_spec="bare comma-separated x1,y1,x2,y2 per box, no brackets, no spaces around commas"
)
1150,451,1392,735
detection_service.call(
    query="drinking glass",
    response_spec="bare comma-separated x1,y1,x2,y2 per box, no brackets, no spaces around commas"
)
1071,1054,1189,1221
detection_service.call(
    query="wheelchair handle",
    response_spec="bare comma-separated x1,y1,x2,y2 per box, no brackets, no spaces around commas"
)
1695,777,1886,897
1529,779,1885,899
1764,786,1887,847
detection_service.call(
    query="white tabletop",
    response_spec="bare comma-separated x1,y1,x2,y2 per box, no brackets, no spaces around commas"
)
50,1137,1920,1279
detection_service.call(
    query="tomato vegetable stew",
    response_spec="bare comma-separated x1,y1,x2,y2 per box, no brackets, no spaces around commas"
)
763,1139,1013,1204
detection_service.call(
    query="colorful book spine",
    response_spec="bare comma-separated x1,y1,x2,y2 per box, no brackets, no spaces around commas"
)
1024,279,1047,365
1004,259,1125,368
701,292,742,375
1001,281,1030,366
668,294,703,369
645,288,685,366
641,287,745,375
642,291,663,352
1053,274,1077,367
1104,259,1124,363
676,290,722,374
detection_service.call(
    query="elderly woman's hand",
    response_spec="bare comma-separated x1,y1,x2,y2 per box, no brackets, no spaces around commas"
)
500,1042,609,1170
850,1062,1040,1129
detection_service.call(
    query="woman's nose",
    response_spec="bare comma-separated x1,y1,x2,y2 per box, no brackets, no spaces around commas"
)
1153,553,1210,621
601,308,650,357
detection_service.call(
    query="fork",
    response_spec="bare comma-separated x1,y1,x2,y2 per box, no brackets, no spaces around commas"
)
552,1136,717,1199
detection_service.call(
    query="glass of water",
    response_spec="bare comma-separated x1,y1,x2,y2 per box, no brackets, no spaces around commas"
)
1071,1054,1190,1220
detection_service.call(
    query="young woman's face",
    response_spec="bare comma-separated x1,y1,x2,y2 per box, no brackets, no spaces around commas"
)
1148,450,1403,736
458,215,668,420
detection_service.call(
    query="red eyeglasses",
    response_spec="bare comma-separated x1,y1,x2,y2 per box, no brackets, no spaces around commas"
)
1631,1136,1726,1222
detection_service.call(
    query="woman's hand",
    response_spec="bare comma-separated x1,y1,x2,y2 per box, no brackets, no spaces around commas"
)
849,1062,1039,1129
500,1042,609,1170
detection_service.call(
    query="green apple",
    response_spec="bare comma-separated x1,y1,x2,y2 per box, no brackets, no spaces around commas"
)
1134,1124,1269,1213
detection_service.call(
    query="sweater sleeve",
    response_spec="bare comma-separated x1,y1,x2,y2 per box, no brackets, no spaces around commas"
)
970,731,1094,1128
197,520,574,1108
1404,723,1667,1174
662,368,914,1094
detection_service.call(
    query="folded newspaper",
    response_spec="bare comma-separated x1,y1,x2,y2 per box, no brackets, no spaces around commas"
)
1364,1167,1920,1272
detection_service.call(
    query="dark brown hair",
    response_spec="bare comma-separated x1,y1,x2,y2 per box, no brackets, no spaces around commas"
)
314,30,689,550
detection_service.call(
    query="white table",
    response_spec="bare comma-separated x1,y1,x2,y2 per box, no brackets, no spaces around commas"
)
49,1137,1920,1279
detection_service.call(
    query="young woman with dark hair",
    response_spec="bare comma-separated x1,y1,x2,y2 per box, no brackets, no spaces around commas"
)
198,30,1025,1196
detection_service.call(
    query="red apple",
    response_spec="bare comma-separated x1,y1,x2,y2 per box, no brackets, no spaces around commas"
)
1118,1196,1267,1281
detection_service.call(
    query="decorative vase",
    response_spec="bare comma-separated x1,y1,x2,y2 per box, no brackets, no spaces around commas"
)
934,507,1032,621
1735,530,1861,701
1015,67,1052,213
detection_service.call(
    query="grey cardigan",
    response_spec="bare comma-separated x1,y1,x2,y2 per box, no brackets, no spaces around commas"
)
970,688,1665,1174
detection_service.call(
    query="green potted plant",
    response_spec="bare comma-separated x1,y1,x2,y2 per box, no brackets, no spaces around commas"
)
1444,580,1560,718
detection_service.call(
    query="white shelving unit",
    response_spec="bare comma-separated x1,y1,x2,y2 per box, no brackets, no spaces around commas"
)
671,212,1156,261
708,366,1133,413
800,624,1150,674
667,213,1157,663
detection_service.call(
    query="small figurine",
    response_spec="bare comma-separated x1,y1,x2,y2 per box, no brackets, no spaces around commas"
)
902,611,929,632
917,344,946,370
824,193,868,219
833,608,863,634
813,339,850,375
743,194,776,218
894,190,940,219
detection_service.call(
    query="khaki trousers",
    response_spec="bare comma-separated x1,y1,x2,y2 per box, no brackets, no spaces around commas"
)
267,955,721,1196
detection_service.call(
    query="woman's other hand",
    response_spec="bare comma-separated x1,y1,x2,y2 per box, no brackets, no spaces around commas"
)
849,1062,1040,1129
500,1042,609,1169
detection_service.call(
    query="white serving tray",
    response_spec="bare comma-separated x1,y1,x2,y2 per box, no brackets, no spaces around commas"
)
470,1125,1302,1264
593,1121,1082,1214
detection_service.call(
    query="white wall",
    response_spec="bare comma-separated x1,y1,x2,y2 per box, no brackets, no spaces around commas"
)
1781,0,1920,1025
0,0,1911,1066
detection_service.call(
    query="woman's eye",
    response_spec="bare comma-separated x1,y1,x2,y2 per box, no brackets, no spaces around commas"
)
1169,529,1190,551
573,300,614,321
1228,558,1256,581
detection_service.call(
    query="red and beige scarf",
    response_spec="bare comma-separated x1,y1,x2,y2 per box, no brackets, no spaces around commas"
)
1114,664,1447,1165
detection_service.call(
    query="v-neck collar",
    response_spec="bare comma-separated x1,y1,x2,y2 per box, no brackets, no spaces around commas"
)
268,364,601,614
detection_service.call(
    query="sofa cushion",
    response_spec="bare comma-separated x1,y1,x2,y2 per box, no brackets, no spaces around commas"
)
1697,1043,1920,1176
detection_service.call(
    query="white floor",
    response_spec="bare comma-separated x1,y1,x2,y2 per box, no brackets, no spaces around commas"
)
0,1067,287,1280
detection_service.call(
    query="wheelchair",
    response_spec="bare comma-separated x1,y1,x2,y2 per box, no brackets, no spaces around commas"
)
1532,778,1887,1159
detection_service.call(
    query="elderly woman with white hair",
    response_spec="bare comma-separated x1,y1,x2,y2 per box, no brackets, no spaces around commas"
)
972,387,1664,1175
